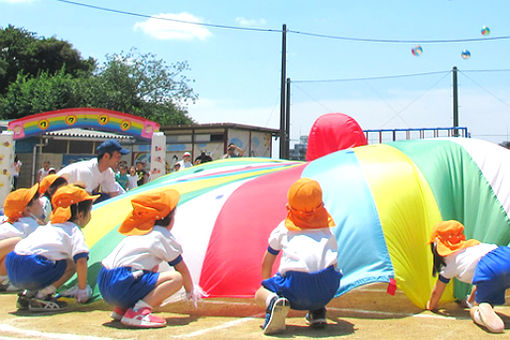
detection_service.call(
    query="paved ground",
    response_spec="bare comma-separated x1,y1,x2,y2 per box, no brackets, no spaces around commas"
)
1,284,509,339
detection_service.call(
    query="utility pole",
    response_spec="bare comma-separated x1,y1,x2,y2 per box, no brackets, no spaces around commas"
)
452,66,459,136
279,24,287,158
285,78,291,156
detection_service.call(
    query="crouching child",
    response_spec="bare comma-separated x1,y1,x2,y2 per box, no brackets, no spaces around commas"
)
5,184,97,311
97,188,199,328
255,178,342,335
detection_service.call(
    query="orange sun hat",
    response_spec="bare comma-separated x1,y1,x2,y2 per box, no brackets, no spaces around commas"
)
4,184,39,223
38,174,60,194
118,188,180,236
429,220,480,256
50,184,100,223
285,178,335,231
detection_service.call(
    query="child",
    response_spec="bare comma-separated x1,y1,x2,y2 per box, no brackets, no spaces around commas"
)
126,166,138,190
97,188,199,328
5,184,97,312
426,220,510,333
115,164,129,191
38,174,68,223
254,178,342,335
0,184,44,291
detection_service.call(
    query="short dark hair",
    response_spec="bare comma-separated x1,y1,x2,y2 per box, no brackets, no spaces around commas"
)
155,209,175,227
69,200,94,222
45,177,68,198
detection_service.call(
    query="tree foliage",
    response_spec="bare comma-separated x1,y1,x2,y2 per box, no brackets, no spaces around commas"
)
0,26,196,126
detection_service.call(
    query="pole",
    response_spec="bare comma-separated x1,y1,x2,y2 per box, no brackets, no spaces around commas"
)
279,24,287,158
452,66,459,136
285,78,291,158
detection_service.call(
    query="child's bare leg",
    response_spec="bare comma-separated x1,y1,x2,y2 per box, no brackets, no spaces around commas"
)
52,259,76,289
470,303,504,333
255,286,276,308
142,271,183,307
0,237,21,276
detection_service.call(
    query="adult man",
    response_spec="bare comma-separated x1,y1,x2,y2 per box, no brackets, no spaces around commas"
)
223,143,244,159
194,151,213,164
176,152,193,170
135,161,147,186
57,139,129,200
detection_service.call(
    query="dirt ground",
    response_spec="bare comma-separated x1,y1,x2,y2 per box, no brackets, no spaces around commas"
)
1,284,510,339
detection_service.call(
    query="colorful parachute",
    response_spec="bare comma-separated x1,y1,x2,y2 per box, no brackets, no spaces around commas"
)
306,113,367,161
80,137,510,309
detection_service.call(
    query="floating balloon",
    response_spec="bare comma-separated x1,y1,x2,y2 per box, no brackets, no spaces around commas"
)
461,49,471,59
411,45,423,56
481,26,491,36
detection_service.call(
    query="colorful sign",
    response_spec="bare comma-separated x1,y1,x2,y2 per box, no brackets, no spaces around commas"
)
8,108,160,140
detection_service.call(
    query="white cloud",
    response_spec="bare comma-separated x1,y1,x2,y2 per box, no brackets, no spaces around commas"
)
235,17,267,27
134,12,212,41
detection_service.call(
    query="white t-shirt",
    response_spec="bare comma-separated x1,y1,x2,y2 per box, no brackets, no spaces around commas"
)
14,221,89,262
57,158,117,194
268,221,338,275
127,175,138,190
177,160,192,170
102,226,183,271
38,168,50,182
0,217,40,240
440,243,498,283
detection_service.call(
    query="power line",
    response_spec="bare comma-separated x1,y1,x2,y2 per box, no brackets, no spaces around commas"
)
55,0,510,45
292,68,510,84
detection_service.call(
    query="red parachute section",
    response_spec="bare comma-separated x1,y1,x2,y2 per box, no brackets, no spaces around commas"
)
306,113,367,161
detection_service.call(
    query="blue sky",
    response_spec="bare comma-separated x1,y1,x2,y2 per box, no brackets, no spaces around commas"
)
2,0,510,150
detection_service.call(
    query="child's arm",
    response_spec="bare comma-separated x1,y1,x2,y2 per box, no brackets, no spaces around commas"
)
174,260,193,294
75,257,88,290
467,285,477,306
426,279,447,310
261,251,277,280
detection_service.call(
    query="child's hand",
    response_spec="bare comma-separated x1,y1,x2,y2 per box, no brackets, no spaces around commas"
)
76,285,92,303
186,285,207,308
426,300,435,311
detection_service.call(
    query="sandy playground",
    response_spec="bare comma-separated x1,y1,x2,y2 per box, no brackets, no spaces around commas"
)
1,283,510,339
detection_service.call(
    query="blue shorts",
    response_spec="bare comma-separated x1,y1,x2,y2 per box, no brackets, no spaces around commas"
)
262,265,342,311
473,246,510,305
97,266,159,310
5,252,67,291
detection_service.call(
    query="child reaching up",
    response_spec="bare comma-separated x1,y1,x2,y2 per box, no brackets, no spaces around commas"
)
254,178,342,335
427,220,510,333
5,184,97,311
97,188,199,328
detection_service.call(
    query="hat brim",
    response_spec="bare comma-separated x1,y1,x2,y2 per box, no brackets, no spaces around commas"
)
119,148,130,155
436,238,480,256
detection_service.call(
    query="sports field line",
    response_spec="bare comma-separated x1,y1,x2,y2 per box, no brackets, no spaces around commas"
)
0,324,125,340
172,313,264,338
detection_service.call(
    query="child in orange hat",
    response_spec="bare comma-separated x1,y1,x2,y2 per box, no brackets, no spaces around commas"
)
427,220,510,333
254,178,342,335
97,188,200,328
5,184,98,312
38,174,68,223
0,184,44,291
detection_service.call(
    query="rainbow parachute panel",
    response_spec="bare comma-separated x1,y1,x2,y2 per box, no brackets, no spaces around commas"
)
82,138,510,308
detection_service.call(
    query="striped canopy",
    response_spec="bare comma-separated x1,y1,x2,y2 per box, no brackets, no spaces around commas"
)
81,138,510,308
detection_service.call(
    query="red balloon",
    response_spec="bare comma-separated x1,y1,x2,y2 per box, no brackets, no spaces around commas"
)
306,113,367,161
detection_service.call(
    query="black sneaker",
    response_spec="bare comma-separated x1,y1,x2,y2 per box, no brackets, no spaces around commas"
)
305,307,327,329
16,290,35,310
28,295,67,312
261,296,290,335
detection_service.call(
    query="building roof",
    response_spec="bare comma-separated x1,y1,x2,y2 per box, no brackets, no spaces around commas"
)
44,128,133,141
160,122,280,135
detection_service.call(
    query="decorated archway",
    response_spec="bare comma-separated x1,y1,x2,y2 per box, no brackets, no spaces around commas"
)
7,108,159,140
3,108,166,203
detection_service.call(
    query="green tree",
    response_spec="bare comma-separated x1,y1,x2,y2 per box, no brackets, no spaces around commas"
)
86,49,196,125
0,25,95,94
